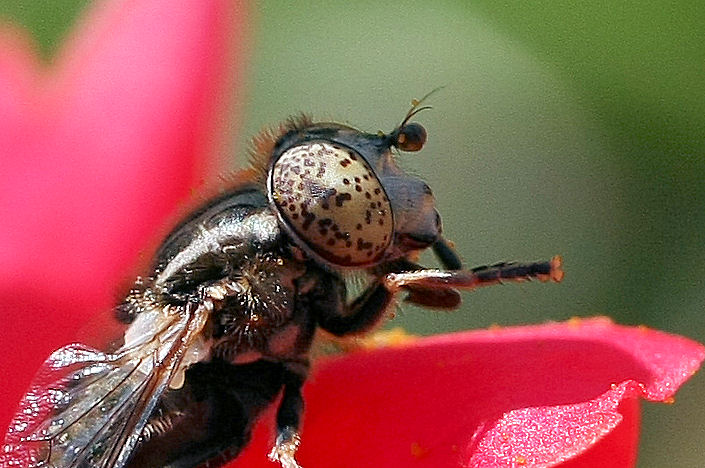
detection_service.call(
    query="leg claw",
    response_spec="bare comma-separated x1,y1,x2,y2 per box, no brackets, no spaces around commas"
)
268,432,302,468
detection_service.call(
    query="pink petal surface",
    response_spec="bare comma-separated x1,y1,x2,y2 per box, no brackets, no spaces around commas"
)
0,0,246,434
231,318,704,467
469,381,640,467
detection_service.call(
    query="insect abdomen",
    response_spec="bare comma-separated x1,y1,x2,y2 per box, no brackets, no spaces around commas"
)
128,359,287,468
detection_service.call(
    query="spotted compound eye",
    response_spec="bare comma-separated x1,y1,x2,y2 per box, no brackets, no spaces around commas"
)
270,142,393,267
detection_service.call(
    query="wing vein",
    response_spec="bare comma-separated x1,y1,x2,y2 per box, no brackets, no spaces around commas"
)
69,369,152,468
47,358,142,441
3,304,210,468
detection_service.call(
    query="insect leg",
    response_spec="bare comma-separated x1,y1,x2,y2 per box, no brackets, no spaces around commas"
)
316,257,561,336
431,237,463,270
316,277,396,336
269,361,308,468
314,255,464,336
384,256,564,292
392,258,462,309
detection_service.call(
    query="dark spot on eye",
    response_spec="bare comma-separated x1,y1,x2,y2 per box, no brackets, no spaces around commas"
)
335,193,352,206
356,223,362,230
304,158,315,167
348,151,358,161
377,202,382,208
318,218,333,227
297,183,304,190
378,219,384,226
287,179,295,187
355,185,362,192
291,166,301,174
357,238,373,251
345,240,352,247
354,177,360,183
363,174,369,180
288,205,296,211
319,229,328,236
374,188,381,195
331,224,339,231
365,192,371,199
301,212,316,230
327,239,335,246
369,202,376,208
365,210,372,224
292,213,299,220
343,178,350,185
340,159,351,167
321,202,330,210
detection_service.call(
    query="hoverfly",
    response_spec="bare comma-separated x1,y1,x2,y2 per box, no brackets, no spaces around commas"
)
2,96,563,468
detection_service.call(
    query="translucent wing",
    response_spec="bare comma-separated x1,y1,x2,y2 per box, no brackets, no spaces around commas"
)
1,303,209,468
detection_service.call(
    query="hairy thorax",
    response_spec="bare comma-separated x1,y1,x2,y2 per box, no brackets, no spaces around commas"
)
206,250,310,363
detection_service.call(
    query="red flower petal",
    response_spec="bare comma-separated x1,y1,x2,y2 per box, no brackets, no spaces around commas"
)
0,0,245,434
232,318,704,467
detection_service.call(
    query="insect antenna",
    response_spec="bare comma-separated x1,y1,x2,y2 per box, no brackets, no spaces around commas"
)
398,86,445,128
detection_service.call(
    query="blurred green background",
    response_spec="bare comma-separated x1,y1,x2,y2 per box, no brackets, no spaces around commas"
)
3,0,703,466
